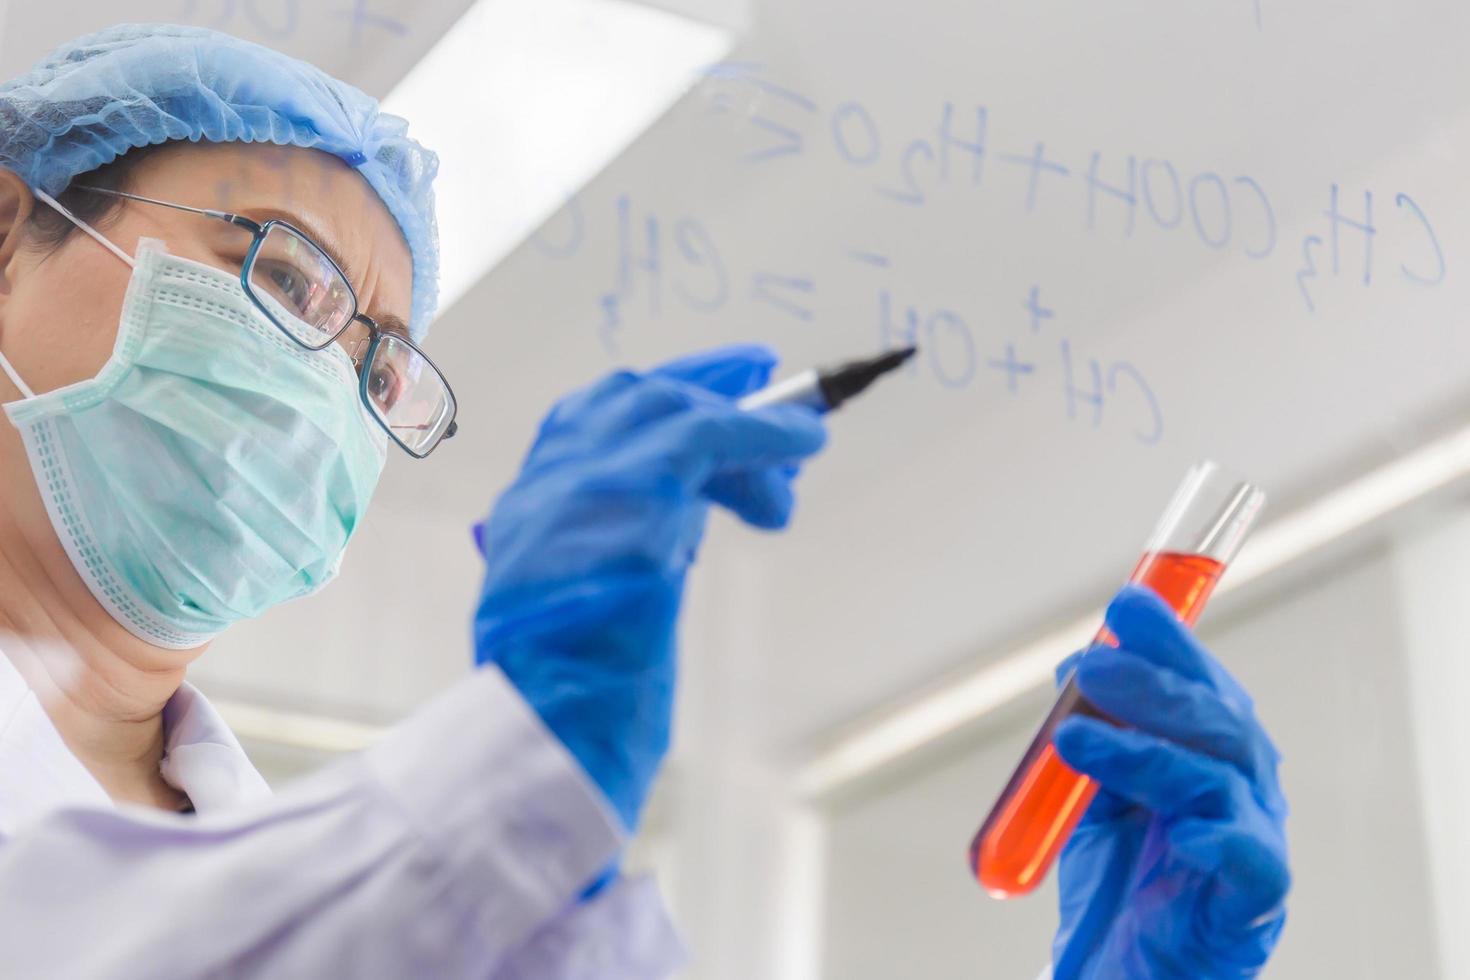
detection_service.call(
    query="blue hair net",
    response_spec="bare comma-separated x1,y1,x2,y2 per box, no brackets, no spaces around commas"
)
0,24,440,340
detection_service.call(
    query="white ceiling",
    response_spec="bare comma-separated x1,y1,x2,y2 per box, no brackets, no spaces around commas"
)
0,0,476,97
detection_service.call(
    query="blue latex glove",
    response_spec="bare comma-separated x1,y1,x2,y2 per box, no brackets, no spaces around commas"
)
1050,585,1290,980
472,345,826,835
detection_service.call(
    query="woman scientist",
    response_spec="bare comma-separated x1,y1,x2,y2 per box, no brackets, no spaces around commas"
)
0,23,1290,979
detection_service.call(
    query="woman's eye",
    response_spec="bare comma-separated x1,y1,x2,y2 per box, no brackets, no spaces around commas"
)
263,262,313,310
368,363,403,410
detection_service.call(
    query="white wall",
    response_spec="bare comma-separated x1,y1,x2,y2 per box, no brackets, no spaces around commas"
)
1395,509,1470,978
822,698,1058,979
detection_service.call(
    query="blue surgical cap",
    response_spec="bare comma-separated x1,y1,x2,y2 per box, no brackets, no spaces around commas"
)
0,23,440,340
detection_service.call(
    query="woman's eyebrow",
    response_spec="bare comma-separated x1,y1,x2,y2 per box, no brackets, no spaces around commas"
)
374,313,412,341
238,206,359,284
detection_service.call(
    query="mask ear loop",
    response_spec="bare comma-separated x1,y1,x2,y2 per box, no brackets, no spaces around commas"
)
0,187,141,401
0,348,33,400
31,187,136,268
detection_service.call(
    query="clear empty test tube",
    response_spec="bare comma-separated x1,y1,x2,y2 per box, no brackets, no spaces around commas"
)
968,461,1266,899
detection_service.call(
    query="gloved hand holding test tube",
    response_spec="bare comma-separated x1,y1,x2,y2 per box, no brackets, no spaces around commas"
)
970,462,1268,897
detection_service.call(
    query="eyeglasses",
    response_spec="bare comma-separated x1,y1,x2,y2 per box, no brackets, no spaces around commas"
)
72,185,458,459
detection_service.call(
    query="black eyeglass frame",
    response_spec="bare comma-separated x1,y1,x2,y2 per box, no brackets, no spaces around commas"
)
71,184,459,459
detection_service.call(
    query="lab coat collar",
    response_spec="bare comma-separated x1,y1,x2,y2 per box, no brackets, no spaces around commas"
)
0,648,270,831
158,681,272,812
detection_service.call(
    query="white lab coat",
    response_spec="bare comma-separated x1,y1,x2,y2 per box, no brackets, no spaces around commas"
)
0,649,685,978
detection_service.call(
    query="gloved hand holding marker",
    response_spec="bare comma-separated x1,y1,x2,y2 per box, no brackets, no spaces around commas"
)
472,344,915,838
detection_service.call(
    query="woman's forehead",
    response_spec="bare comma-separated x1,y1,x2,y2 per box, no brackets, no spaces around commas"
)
128,143,413,319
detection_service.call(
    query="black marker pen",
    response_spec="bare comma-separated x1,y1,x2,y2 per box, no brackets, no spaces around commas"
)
737,346,917,413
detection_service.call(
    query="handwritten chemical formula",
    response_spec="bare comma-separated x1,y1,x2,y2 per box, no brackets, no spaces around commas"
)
699,64,1446,316
533,63,1449,452
537,195,1166,447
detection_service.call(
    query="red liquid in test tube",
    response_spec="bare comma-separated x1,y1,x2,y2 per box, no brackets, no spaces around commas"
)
968,463,1265,899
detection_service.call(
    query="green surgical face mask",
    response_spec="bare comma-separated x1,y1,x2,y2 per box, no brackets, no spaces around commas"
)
0,208,388,649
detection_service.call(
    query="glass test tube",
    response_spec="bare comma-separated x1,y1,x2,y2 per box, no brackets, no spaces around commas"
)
968,461,1266,899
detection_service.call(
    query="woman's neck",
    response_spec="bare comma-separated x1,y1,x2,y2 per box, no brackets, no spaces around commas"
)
0,549,193,810
27,656,188,810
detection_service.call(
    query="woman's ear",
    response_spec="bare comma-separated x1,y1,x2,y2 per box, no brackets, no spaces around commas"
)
0,168,36,297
